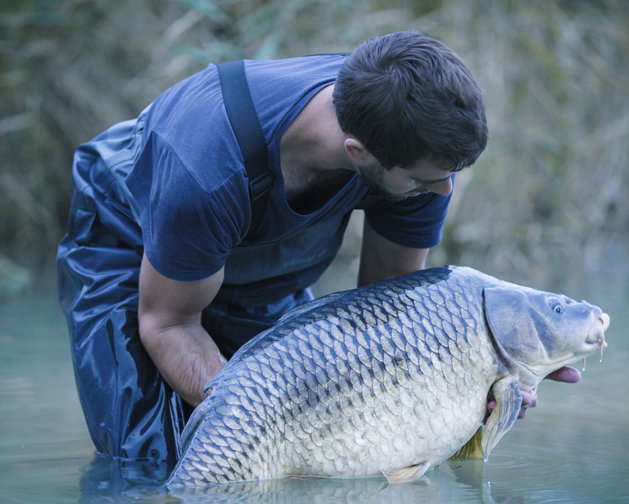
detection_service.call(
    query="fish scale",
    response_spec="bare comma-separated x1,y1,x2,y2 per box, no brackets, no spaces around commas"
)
168,266,610,488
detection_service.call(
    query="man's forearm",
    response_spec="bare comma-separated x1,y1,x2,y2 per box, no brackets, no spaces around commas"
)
140,324,226,407
137,255,226,407
358,220,429,287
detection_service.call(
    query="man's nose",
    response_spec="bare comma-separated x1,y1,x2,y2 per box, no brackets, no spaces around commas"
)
427,176,453,196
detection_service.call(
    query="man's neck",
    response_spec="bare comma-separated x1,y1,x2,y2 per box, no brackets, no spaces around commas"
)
279,85,356,212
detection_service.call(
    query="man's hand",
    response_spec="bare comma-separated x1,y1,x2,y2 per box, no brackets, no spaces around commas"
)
486,365,581,419
138,253,226,408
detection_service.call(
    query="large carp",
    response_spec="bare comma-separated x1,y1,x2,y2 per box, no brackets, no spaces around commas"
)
167,266,610,488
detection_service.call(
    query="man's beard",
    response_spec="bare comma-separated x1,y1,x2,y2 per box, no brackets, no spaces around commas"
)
356,162,427,201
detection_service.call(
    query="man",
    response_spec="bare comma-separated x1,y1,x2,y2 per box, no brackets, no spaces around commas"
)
57,31,573,464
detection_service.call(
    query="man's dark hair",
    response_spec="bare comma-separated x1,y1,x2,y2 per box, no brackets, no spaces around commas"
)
333,31,488,170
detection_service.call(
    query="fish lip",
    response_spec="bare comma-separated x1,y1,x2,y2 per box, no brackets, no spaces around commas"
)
585,312,609,343
584,313,609,360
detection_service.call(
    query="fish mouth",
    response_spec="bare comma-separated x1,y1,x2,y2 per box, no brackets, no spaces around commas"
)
585,312,610,361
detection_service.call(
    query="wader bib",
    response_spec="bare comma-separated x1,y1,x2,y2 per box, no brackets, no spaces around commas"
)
57,64,350,462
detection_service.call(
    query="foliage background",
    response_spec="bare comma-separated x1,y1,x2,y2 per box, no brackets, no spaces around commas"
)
1,0,628,294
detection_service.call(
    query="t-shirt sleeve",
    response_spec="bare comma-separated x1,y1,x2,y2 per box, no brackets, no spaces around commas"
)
126,131,250,281
364,178,454,249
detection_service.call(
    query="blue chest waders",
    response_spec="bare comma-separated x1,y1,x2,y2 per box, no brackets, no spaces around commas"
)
56,61,320,461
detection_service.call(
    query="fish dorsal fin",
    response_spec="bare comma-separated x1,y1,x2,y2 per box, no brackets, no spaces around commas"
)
382,461,431,483
276,290,348,325
450,425,484,460
481,375,522,460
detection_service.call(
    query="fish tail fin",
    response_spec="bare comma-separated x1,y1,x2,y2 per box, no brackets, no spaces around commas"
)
449,426,484,460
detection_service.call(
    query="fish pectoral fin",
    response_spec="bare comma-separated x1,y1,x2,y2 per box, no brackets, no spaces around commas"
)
382,461,430,483
482,375,522,461
450,425,484,460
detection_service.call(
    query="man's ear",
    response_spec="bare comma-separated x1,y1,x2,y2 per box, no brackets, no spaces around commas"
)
344,137,371,163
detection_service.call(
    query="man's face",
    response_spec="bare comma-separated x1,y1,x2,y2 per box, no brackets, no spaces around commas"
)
357,157,455,201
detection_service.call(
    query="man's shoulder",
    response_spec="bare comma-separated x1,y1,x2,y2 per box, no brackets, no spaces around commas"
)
245,54,346,95
245,53,347,73
244,54,346,141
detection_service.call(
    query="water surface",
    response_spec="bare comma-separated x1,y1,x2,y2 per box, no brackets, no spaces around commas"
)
1,257,627,503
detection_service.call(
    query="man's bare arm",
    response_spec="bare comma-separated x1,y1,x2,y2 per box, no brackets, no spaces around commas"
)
358,218,429,287
138,252,226,407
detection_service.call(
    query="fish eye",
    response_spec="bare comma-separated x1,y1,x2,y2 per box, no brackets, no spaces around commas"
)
547,297,564,314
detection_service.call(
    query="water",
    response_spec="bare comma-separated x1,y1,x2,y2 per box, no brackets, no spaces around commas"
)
1,257,628,504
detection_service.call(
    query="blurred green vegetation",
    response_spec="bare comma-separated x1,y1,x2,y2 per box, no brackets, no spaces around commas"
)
1,0,628,292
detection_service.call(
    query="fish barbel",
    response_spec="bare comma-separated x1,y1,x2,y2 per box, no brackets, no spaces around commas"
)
167,266,610,488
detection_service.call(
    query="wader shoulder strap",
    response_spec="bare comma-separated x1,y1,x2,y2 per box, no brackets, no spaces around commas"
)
217,60,274,243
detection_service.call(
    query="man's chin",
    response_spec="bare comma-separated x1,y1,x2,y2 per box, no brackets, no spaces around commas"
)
369,189,425,201
364,186,404,201
384,194,409,201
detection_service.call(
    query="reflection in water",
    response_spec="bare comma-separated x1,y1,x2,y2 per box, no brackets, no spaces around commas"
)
78,456,513,504
75,454,544,504
78,456,173,503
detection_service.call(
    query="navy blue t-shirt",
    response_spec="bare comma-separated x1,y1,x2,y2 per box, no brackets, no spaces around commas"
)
126,55,452,287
